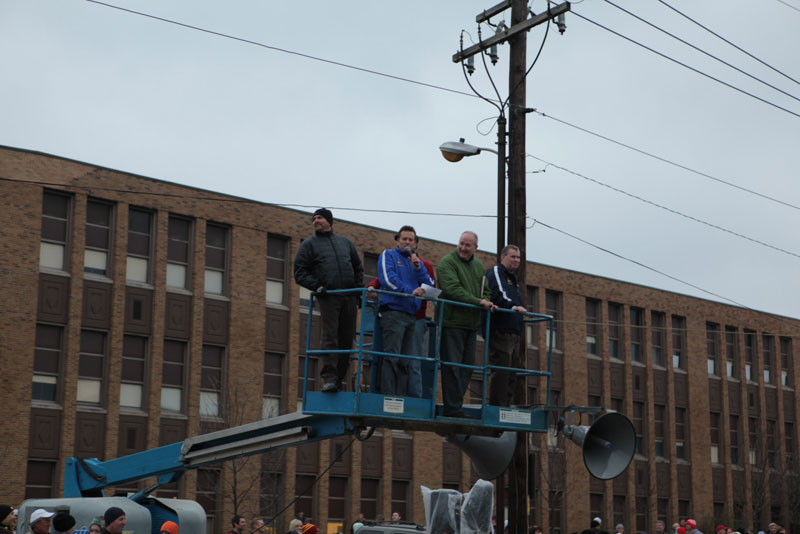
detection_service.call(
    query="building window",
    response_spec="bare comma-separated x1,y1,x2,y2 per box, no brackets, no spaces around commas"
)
744,330,756,381
707,322,720,376
636,496,648,532
730,415,740,466
40,191,71,271
608,303,622,359
205,223,228,295
84,199,114,276
786,422,795,470
545,290,562,351
121,335,147,409
550,491,563,534
725,326,739,379
77,330,106,405
767,419,777,468
201,345,225,417
671,315,686,370
630,307,644,363
25,460,56,499
526,286,539,348
654,404,666,458
586,298,600,356
295,474,316,518
634,401,646,456
675,407,687,460
167,215,192,289
780,337,793,387
763,334,775,385
196,468,220,534
328,476,348,524
162,340,187,413
263,352,284,419
298,354,318,398
266,235,289,305
360,478,380,520
651,311,666,367
710,411,721,464
363,252,379,281
33,324,63,402
127,207,153,283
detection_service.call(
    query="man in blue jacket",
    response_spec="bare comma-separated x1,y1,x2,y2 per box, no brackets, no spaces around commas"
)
486,245,527,406
378,225,435,396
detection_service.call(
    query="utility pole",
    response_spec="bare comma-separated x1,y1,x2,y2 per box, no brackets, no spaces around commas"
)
452,2,571,534
507,1,529,533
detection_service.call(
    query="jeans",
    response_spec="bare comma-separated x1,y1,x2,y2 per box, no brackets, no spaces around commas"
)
406,318,428,397
440,327,477,414
318,294,358,386
380,310,416,396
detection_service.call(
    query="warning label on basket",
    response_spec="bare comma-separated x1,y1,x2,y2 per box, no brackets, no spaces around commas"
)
383,397,405,414
499,409,531,425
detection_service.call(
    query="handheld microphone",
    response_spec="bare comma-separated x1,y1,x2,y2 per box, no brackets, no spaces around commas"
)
403,246,420,268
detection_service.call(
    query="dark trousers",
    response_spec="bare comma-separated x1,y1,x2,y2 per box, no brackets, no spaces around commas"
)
380,309,416,396
488,330,519,406
318,294,358,385
440,327,477,414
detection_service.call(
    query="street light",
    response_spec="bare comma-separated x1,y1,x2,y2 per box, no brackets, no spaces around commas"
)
439,115,507,258
438,139,496,162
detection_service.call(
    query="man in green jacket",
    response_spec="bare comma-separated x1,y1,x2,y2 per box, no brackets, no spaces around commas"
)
436,231,494,417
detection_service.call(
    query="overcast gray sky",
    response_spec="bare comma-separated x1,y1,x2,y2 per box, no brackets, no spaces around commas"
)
2,0,799,320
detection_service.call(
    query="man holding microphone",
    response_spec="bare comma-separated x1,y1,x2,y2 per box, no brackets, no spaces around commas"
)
377,225,435,396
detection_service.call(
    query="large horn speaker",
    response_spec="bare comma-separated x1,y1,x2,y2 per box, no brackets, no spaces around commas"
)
563,411,635,480
446,432,516,480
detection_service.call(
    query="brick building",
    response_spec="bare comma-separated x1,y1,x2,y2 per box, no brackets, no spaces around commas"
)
1,145,799,534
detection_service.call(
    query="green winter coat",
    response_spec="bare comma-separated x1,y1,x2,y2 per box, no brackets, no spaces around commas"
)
436,250,490,330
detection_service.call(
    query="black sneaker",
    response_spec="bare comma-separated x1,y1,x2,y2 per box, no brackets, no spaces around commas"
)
321,382,339,393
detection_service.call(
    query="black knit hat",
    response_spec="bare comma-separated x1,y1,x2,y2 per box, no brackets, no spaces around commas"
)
53,513,76,533
0,505,11,521
104,506,125,526
312,208,333,226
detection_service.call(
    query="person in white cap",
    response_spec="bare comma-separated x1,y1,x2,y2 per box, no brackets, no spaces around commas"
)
27,509,54,534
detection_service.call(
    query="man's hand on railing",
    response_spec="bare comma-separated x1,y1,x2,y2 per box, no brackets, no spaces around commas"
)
479,299,497,310
412,287,425,297
512,305,527,313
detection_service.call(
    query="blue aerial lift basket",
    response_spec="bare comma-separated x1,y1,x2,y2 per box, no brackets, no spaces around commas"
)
300,288,554,436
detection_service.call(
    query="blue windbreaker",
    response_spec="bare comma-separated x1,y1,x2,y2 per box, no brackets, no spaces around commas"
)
378,247,435,314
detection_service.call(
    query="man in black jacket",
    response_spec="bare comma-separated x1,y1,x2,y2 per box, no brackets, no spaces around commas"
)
294,208,364,392
485,245,527,406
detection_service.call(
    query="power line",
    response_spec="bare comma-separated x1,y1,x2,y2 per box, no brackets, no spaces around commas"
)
570,10,800,120
655,0,800,89
604,0,800,104
531,110,800,212
526,154,800,260
84,0,799,211
0,175,501,219
531,218,742,309
529,217,800,332
774,0,800,14
84,0,483,102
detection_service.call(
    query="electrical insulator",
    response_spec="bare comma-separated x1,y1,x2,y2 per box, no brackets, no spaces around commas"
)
557,13,566,34
489,44,498,65
466,55,475,75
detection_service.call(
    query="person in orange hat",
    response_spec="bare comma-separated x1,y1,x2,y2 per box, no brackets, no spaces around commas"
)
160,521,178,534
301,522,319,534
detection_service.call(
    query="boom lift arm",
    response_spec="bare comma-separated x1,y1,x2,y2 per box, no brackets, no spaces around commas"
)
64,412,353,499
